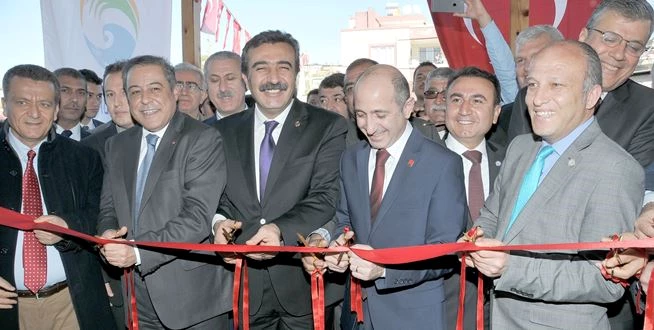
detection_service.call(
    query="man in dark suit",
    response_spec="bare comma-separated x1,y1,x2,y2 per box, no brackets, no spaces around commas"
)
97,55,232,329
53,68,91,141
79,69,105,131
468,41,643,329
0,64,114,329
442,66,506,329
324,64,467,330
502,0,654,169
343,58,377,146
212,30,348,329
81,59,133,330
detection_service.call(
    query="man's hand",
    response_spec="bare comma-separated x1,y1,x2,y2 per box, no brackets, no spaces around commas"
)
245,224,282,260
325,230,356,273
301,234,329,274
453,0,492,28
349,244,385,281
33,215,68,245
0,276,17,309
213,219,242,264
640,261,654,294
635,202,654,239
99,227,136,268
467,238,508,277
601,232,648,280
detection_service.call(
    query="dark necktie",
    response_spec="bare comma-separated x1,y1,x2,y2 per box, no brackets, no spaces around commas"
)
134,134,159,229
23,150,47,293
370,149,390,224
504,145,555,238
61,130,72,138
82,125,90,132
259,120,279,201
462,150,484,221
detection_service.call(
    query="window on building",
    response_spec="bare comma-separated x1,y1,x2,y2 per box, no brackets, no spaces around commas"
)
419,47,440,63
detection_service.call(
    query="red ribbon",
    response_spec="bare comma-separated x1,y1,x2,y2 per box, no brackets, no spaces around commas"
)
350,276,364,323
645,271,654,329
233,257,249,330
311,270,325,330
2,207,654,329
125,268,139,330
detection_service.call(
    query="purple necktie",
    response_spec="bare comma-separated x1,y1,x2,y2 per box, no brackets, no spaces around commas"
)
260,120,279,200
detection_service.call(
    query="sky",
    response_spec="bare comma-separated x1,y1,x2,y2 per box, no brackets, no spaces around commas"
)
0,0,430,81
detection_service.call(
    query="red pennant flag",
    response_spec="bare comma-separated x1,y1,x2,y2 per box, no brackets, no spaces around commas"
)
232,20,242,54
200,0,224,40
223,9,232,49
245,30,252,43
529,0,598,39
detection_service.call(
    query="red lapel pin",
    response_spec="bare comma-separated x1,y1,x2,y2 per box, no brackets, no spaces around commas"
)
408,159,414,167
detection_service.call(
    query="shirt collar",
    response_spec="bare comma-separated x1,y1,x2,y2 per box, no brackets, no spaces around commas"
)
374,121,413,160
543,117,594,156
141,123,170,141
445,135,486,156
7,128,46,158
254,100,294,127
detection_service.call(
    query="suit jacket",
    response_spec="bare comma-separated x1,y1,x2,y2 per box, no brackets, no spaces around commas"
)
503,80,654,167
441,136,506,330
0,124,115,330
474,120,644,329
333,128,468,330
96,111,232,329
215,99,348,316
410,116,445,146
81,121,119,164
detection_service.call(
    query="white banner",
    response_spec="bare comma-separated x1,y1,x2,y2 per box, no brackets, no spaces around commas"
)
40,0,172,122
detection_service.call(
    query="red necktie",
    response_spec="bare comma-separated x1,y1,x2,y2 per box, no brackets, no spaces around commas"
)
462,150,484,221
22,150,47,293
370,149,390,224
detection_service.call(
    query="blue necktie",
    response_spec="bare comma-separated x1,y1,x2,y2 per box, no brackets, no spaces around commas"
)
259,121,278,201
134,134,159,229
504,145,555,238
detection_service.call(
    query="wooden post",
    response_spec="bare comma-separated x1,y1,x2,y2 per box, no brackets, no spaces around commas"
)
181,0,201,66
510,0,530,53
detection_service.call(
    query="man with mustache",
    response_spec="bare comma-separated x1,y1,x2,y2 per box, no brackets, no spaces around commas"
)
413,67,454,142
203,51,247,125
174,63,207,121
212,30,347,329
53,68,91,141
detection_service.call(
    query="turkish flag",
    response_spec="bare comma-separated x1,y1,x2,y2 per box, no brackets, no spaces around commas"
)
430,0,599,71
232,20,242,54
200,0,224,36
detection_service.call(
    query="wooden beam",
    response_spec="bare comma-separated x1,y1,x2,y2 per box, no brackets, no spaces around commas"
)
181,0,201,66
510,0,530,53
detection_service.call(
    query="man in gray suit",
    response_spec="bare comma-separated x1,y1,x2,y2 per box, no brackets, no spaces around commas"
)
466,41,644,329
324,64,467,330
97,55,231,329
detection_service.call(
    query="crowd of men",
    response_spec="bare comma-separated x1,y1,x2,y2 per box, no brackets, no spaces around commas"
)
1,0,654,329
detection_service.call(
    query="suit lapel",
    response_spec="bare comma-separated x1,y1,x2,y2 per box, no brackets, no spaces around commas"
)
356,143,372,239
236,110,258,202
486,140,504,192
262,101,307,206
503,122,600,243
137,112,182,220
370,130,421,237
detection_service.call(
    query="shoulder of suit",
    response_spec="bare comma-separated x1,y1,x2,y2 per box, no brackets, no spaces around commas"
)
590,132,641,168
51,134,100,160
615,79,654,104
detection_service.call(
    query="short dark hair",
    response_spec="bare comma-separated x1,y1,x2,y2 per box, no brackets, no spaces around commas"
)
122,55,176,92
447,67,502,106
79,69,102,85
3,64,61,106
586,0,654,38
103,60,127,82
413,61,437,79
346,58,378,73
54,67,86,83
319,73,345,90
307,88,319,101
242,30,300,75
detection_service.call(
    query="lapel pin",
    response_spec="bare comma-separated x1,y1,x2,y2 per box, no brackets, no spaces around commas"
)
495,161,502,167
171,140,176,145
568,158,575,167
408,159,415,167
294,120,301,127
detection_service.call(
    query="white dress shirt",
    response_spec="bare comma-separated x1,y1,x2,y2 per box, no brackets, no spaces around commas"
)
444,136,491,200
367,122,413,196
55,123,83,141
8,129,67,290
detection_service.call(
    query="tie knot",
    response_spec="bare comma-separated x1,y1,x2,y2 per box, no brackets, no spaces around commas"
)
27,150,36,162
264,120,279,135
376,149,390,165
61,130,72,138
146,134,159,147
537,145,555,161
463,150,482,164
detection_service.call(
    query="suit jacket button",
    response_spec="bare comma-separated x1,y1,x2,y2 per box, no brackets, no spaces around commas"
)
260,218,266,225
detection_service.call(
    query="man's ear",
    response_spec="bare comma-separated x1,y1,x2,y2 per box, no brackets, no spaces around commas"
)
402,97,415,119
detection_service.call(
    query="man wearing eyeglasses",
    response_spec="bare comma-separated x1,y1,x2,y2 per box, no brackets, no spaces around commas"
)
416,67,454,141
53,68,91,141
174,63,208,121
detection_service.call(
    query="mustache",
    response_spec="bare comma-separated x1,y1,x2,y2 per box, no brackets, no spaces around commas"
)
259,82,288,92
217,91,234,98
